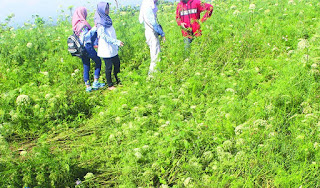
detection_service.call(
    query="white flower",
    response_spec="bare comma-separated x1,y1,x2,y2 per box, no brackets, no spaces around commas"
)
226,88,235,93
60,58,64,62
311,64,318,69
74,69,80,73
203,151,213,161
134,152,142,159
254,119,267,127
264,9,270,14
230,5,237,9
249,4,256,10
115,116,121,123
183,177,191,186
20,150,27,156
288,0,295,5
233,10,240,16
26,42,33,48
297,39,309,50
235,124,243,135
16,95,31,106
84,172,94,179
223,140,233,150
40,71,48,76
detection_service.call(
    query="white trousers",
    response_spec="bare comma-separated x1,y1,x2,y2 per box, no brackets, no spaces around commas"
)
145,28,160,75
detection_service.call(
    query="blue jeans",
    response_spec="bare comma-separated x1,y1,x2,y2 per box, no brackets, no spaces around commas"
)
81,43,102,85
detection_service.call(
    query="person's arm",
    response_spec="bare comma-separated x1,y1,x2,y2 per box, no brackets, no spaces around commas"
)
198,2,213,23
97,26,122,46
145,8,165,37
176,4,182,26
84,26,97,39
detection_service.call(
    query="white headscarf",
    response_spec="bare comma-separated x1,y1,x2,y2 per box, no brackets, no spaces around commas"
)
139,0,158,24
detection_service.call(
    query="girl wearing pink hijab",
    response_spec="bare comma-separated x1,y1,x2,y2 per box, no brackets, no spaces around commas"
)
72,7,105,92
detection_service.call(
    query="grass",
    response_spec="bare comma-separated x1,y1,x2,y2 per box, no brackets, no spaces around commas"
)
1,0,320,187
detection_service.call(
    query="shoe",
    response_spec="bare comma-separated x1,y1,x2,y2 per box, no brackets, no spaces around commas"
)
86,86,92,92
92,81,106,90
108,86,116,91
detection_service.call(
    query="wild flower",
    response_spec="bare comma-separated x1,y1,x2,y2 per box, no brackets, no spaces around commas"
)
298,39,309,50
76,180,82,185
16,95,30,106
235,151,245,162
254,119,267,127
134,152,142,159
115,116,121,123
142,145,150,151
230,5,237,9
20,150,27,156
40,71,48,76
235,124,243,135
223,140,233,150
264,9,270,14
226,88,235,93
109,134,115,141
183,177,191,186
233,10,240,16
296,135,305,140
26,42,33,48
287,50,295,56
311,64,318,69
84,172,94,179
203,151,213,161
249,4,256,10
288,0,295,5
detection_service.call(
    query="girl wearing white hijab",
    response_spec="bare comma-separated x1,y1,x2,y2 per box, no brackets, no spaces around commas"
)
139,0,165,76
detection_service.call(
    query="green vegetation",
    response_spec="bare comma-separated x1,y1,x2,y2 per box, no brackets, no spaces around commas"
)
1,0,320,187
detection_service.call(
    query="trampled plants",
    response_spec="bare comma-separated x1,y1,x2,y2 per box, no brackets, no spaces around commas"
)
1,0,320,187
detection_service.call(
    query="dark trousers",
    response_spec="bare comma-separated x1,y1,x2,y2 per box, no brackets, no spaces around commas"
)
103,55,120,87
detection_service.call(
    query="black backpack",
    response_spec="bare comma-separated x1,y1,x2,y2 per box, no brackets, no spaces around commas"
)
67,33,87,57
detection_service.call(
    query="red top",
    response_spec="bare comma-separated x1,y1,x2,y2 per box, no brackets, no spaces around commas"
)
176,0,213,38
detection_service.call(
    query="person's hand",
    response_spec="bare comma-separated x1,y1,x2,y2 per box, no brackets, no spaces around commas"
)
181,22,187,29
119,41,124,47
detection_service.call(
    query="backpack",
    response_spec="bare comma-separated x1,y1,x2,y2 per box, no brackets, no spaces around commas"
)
67,33,87,57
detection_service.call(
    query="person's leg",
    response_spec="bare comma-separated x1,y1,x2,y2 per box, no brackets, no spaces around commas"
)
184,37,193,50
85,43,105,89
146,29,160,75
112,55,121,84
103,57,114,87
81,55,92,92
85,43,101,81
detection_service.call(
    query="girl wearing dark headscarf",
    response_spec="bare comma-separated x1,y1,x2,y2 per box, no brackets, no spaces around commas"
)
72,7,105,92
95,2,124,91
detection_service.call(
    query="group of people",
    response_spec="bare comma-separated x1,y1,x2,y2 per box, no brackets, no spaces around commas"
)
71,0,213,92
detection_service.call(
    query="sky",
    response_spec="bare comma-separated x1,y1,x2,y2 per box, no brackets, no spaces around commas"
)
0,0,176,27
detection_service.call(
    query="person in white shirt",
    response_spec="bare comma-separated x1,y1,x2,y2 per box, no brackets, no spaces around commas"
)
139,0,165,76
94,2,124,91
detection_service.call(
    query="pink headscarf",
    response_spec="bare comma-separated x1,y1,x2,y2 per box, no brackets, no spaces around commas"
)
72,7,92,36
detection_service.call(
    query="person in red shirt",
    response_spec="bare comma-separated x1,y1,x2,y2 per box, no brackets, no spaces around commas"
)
176,0,213,49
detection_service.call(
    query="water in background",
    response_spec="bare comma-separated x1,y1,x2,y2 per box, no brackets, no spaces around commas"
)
0,0,177,27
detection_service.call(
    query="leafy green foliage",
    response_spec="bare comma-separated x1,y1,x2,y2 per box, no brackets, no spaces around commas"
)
1,0,320,187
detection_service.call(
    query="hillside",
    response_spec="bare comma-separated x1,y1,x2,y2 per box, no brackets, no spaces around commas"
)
1,0,320,187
